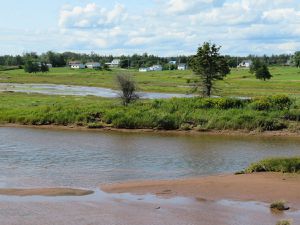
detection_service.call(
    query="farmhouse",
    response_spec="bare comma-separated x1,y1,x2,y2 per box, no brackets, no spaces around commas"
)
69,61,85,69
86,62,101,69
105,59,120,68
178,63,187,70
169,60,177,65
238,60,252,68
149,65,163,71
139,67,150,72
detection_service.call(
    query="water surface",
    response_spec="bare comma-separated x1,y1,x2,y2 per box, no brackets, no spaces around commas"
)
0,127,299,188
0,83,192,99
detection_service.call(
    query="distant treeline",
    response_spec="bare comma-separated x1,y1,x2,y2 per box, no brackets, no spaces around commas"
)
0,51,296,69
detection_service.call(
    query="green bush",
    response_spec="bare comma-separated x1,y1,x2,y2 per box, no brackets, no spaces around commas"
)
284,109,300,121
245,157,300,173
156,114,179,130
250,95,292,111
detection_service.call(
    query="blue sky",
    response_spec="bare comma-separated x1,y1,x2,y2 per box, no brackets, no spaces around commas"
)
1,0,300,56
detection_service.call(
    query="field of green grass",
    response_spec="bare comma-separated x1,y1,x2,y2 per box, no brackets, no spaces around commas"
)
0,66,300,98
1,92,299,132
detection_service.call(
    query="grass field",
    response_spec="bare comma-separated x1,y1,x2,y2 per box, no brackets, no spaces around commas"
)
0,66,300,98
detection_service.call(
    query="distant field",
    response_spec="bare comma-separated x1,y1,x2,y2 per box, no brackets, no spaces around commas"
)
0,66,299,98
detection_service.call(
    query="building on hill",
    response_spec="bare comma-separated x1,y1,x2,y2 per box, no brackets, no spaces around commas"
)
238,60,253,68
105,59,120,68
178,63,187,70
86,62,101,69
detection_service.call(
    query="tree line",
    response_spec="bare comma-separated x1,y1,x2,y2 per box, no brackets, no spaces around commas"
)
1,51,299,69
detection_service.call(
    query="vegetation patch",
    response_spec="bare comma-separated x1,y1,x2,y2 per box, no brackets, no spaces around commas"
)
245,157,300,173
0,93,299,132
270,200,290,211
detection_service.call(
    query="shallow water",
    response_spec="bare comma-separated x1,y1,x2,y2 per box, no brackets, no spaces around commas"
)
0,83,192,99
0,127,300,188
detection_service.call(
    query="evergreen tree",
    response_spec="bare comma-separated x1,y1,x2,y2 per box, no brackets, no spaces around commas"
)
189,42,230,97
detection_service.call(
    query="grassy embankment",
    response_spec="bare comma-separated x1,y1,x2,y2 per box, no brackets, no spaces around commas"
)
0,66,300,98
245,157,300,173
0,92,299,132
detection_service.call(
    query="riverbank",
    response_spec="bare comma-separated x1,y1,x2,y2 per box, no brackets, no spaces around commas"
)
2,123,300,138
102,172,300,208
1,92,299,134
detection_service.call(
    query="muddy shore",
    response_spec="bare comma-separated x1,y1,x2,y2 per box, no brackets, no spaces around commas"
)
102,173,300,208
1,123,300,138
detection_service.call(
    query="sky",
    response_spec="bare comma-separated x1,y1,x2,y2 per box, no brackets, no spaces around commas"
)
1,0,300,56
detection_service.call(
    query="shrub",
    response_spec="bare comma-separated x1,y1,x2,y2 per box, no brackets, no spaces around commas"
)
255,118,287,131
250,96,293,111
284,109,300,121
156,114,179,130
270,200,289,211
214,98,245,109
270,95,293,110
276,220,292,225
250,99,272,111
245,157,300,173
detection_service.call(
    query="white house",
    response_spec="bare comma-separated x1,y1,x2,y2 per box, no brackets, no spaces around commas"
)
71,64,85,69
46,63,53,68
169,60,177,65
149,65,163,71
238,60,252,68
86,62,101,69
178,63,187,70
139,67,150,72
105,59,120,68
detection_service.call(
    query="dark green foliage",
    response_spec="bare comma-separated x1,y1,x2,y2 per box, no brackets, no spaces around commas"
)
245,157,300,173
249,58,262,74
189,42,230,97
24,60,40,73
284,109,300,121
293,51,300,68
40,63,49,73
255,64,272,81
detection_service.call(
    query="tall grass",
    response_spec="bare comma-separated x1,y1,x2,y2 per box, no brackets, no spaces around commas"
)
245,157,300,173
0,93,299,132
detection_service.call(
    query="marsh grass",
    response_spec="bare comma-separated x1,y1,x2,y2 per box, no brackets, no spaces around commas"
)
245,157,300,173
0,93,299,132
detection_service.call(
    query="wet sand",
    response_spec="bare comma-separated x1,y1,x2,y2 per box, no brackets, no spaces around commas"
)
1,173,300,225
102,173,300,208
0,188,94,196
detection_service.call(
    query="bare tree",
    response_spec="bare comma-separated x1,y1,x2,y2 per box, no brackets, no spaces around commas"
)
116,74,139,106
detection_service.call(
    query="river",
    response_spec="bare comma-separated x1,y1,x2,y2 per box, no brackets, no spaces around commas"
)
0,127,299,188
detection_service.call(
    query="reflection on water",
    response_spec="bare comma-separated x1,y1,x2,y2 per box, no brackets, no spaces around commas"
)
0,83,192,99
0,127,300,188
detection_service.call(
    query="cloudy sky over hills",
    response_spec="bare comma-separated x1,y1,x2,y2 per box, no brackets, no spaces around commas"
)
1,0,300,56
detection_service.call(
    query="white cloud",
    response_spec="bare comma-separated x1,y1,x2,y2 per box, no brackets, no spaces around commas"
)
3,0,299,56
59,3,127,29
